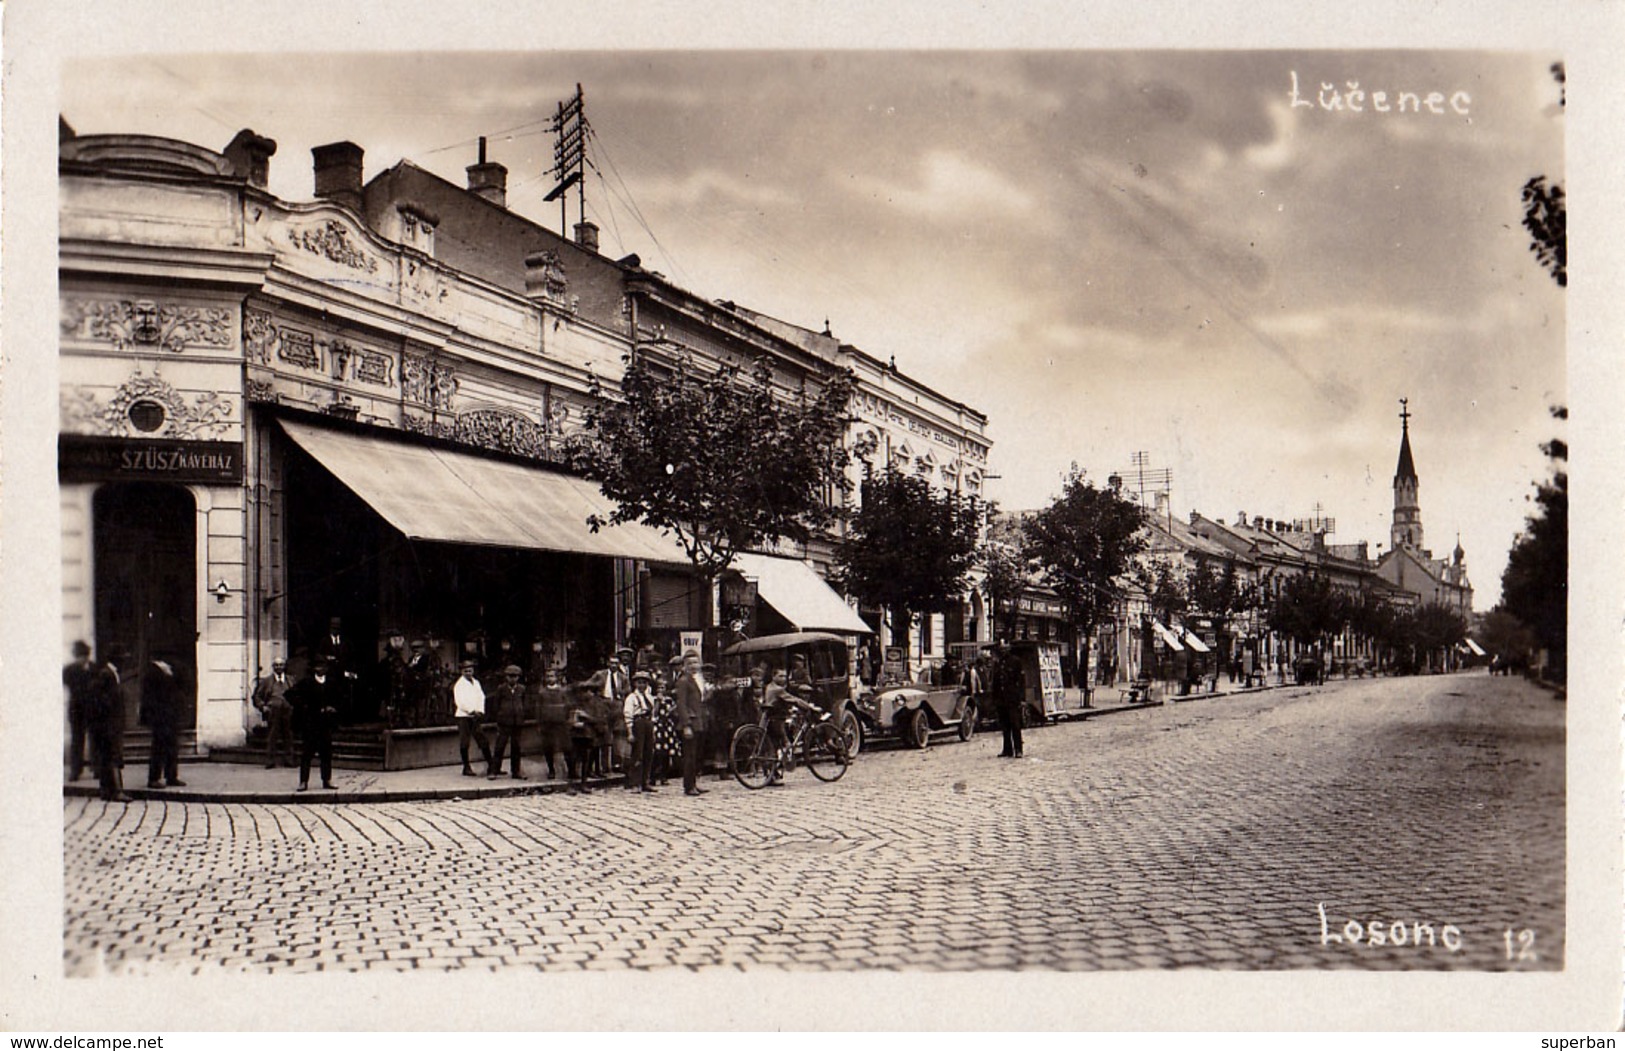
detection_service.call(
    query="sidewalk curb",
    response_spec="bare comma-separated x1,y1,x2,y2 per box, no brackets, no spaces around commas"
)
63,775,627,806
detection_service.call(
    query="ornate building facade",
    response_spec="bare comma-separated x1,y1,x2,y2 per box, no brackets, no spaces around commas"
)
58,120,990,750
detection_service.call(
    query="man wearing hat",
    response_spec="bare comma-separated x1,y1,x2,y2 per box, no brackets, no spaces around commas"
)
139,658,187,789
63,640,96,781
251,656,297,768
403,637,440,728
487,664,529,779
289,657,341,790
622,670,657,793
452,659,494,777
87,644,132,802
675,651,709,796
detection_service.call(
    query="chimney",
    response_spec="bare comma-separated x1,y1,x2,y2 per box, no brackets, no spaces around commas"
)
1154,491,1169,518
574,220,600,254
224,129,277,189
465,136,508,208
312,141,364,213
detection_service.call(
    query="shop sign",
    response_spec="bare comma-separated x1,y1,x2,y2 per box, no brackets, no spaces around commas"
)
59,434,243,484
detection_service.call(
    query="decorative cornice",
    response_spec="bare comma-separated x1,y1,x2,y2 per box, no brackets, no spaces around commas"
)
62,297,234,355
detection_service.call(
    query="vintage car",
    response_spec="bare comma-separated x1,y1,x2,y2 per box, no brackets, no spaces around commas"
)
714,631,863,759
855,682,977,749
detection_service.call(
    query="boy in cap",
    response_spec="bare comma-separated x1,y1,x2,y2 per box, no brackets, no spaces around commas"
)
623,670,657,793
487,664,528,779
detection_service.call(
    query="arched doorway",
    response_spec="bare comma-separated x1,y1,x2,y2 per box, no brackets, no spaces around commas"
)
94,481,198,731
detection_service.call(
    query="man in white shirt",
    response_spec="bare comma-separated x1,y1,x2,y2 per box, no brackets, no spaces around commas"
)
453,659,493,777
623,670,657,793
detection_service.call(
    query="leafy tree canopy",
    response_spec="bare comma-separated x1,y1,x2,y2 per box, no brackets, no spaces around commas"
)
1025,468,1147,677
1500,405,1567,679
834,463,981,648
976,518,1032,643
574,353,855,585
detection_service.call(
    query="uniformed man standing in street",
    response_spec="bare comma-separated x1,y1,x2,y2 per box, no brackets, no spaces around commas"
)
995,645,1026,760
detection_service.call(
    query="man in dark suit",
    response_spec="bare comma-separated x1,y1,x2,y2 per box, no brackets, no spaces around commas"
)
316,616,359,721
139,659,186,788
63,640,96,781
87,645,132,802
290,657,342,790
675,651,708,797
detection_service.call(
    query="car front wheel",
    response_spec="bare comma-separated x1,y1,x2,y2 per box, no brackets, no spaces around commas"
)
907,706,931,749
837,708,864,760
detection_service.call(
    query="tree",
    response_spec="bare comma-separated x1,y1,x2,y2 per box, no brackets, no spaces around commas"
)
1025,467,1147,690
976,523,1032,643
1500,405,1567,682
1521,176,1565,288
1135,560,1188,626
1185,556,1260,661
1477,608,1538,668
834,463,980,653
574,353,855,623
1265,572,1343,653
1407,602,1468,671
1521,62,1565,288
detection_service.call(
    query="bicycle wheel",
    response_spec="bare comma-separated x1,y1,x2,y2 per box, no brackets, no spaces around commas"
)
730,724,774,790
804,721,849,782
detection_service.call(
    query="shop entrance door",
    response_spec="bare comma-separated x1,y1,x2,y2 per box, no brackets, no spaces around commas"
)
94,482,198,730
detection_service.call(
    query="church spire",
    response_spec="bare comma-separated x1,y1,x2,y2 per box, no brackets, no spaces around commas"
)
1390,398,1424,553
1394,397,1418,483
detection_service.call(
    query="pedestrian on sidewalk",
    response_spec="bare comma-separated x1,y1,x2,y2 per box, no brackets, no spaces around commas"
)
63,640,96,781
252,657,297,768
290,658,340,791
566,683,599,794
623,671,657,793
87,644,132,802
994,645,1025,759
676,651,708,796
535,666,570,780
452,659,494,776
487,665,528,779
650,677,680,786
139,659,186,788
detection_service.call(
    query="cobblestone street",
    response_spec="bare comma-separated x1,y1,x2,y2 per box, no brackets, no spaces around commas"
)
63,673,1564,975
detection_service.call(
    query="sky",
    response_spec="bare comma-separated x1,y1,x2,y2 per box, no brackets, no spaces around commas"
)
59,48,1567,609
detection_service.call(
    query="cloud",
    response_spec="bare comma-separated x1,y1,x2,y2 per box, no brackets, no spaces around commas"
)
846,149,1037,222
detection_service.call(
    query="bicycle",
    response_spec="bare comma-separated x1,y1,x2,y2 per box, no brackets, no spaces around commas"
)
730,705,848,789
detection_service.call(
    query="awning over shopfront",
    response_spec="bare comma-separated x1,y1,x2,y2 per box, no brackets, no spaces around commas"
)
1465,638,1487,656
279,419,684,563
1151,619,1185,651
1181,627,1211,653
730,552,871,635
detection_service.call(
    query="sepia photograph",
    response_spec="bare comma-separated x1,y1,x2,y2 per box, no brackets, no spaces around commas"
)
3,0,1620,1035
